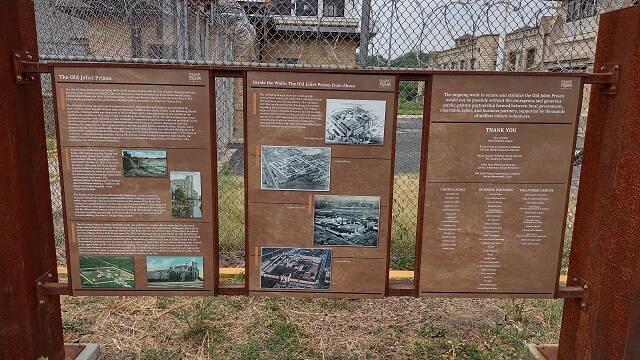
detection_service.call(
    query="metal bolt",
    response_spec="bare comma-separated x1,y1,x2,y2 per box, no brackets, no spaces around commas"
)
37,281,42,286
48,273,53,278
600,66,605,71
39,300,44,305
583,284,588,290
573,277,578,282
614,65,619,70
581,303,587,308
27,54,32,60
29,75,34,81
16,75,22,81
14,53,20,59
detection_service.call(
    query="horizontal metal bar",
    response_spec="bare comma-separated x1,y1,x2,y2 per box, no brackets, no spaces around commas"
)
387,284,416,297
20,61,50,74
44,60,590,78
556,285,585,299
584,72,614,84
41,282,72,296
218,284,246,296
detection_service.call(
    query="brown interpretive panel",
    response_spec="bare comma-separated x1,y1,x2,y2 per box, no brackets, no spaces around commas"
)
246,71,397,298
419,74,582,298
54,66,216,295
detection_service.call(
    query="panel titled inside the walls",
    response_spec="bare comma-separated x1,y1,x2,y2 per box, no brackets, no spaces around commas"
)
246,71,397,298
419,74,582,298
54,66,216,296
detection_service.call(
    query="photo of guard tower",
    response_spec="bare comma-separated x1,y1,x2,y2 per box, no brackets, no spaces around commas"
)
122,149,167,177
170,171,202,218
261,146,331,191
261,248,331,290
146,256,203,288
313,195,380,246
325,99,386,145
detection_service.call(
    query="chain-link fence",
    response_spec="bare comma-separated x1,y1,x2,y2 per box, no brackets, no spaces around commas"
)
35,0,638,273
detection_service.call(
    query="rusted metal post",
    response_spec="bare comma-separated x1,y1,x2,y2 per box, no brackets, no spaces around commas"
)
558,5,640,360
0,0,65,359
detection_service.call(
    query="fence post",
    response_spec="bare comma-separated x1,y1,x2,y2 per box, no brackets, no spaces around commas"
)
558,5,640,359
0,0,65,359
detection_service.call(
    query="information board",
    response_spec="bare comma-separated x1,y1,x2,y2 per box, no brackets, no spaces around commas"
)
418,75,582,297
245,71,397,298
54,67,216,295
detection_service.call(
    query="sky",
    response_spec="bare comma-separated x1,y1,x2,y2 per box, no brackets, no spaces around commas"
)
170,171,202,194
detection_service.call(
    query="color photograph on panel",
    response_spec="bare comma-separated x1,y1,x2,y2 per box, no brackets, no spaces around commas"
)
325,99,386,145
261,247,331,290
170,171,202,218
261,146,331,191
122,149,167,177
313,195,380,246
79,255,135,288
146,256,204,288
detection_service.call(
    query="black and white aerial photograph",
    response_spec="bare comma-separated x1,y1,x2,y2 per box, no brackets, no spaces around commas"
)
260,247,331,290
122,149,167,177
325,99,387,145
261,146,331,191
313,195,381,247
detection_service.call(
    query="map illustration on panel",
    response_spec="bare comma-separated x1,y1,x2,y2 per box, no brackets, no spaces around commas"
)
313,195,380,246
79,255,135,288
146,256,204,288
122,149,167,177
170,171,202,218
261,247,332,290
261,146,331,191
325,99,386,145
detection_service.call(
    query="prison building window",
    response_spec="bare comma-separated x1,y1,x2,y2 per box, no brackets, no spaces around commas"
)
526,48,536,69
567,0,598,22
324,0,344,17
296,0,318,16
278,57,300,65
272,0,294,15
508,51,517,71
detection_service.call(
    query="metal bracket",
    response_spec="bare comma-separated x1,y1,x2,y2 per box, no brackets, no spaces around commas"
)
35,269,55,307
12,50,50,84
36,269,72,307
584,63,620,95
567,275,591,312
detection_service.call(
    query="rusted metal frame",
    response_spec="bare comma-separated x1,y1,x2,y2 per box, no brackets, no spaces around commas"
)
46,61,591,77
384,74,401,296
41,282,73,296
1,0,65,358
218,284,247,296
210,70,221,296
241,70,251,296
558,5,640,359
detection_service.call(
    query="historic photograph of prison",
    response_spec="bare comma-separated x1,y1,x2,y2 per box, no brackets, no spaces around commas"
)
122,149,167,177
146,256,204,288
170,171,202,218
79,255,135,289
325,99,386,145
261,146,331,191
261,248,331,290
313,195,381,247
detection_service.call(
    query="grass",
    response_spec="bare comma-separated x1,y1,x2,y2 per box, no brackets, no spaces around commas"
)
58,283,567,359
398,98,424,116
